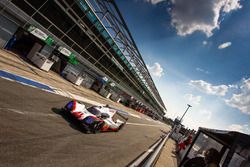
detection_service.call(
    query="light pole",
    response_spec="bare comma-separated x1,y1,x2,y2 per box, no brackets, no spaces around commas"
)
170,104,192,137
179,104,192,123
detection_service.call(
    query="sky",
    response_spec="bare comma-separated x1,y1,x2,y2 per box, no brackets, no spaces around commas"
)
115,0,250,134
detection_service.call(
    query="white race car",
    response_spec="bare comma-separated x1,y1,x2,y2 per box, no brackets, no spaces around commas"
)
64,100,128,133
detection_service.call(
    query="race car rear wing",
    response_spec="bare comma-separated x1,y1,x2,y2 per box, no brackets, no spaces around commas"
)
105,105,129,121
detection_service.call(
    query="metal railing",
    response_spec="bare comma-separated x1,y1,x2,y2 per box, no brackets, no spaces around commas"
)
128,132,170,167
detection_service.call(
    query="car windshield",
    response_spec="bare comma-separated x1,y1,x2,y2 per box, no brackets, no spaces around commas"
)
87,107,101,117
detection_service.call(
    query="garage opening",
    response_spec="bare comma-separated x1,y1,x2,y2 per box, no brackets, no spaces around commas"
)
8,27,46,57
50,49,70,74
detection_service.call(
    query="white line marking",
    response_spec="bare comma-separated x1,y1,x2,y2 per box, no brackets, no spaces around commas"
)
129,113,141,118
145,118,152,121
0,76,14,82
1,108,166,129
0,74,53,93
126,122,163,127
0,108,58,117
7,108,24,114
0,69,54,87
26,112,58,117
68,92,103,106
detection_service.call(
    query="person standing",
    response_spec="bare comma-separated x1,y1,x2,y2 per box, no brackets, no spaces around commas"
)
204,148,220,167
183,148,220,167
176,135,192,154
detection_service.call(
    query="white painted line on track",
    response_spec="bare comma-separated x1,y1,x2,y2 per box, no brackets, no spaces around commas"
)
145,118,152,121
1,108,163,128
1,107,167,131
126,122,163,127
0,76,40,90
129,113,141,118
26,112,58,117
0,108,58,117
68,92,103,106
7,108,24,114
0,76,14,82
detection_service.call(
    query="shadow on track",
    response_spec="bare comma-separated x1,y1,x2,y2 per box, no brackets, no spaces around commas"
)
51,107,89,133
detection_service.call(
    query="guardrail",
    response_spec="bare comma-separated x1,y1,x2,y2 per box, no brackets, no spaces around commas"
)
127,132,170,167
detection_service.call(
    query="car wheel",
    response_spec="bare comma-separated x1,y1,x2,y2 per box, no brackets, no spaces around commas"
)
91,122,103,133
118,123,125,130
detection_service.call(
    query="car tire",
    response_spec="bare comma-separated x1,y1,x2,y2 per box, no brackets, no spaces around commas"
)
118,123,125,130
91,122,104,134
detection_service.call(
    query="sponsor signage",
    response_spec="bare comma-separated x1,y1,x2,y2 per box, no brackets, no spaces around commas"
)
68,53,79,65
58,46,78,65
110,82,115,87
58,46,71,57
27,25,54,46
102,76,108,82
45,37,54,46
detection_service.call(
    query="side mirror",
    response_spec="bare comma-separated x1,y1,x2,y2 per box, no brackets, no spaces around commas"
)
101,113,109,119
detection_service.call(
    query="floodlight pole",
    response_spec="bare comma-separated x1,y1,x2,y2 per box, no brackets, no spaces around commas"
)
179,104,192,123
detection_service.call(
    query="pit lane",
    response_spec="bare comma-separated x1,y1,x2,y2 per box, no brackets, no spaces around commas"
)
0,78,170,167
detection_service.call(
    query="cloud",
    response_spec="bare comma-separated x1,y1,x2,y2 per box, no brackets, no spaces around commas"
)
202,41,208,45
189,80,228,96
228,84,238,89
223,0,242,13
184,94,201,105
145,0,165,5
168,0,242,37
196,67,210,74
228,124,250,134
218,42,232,49
200,110,212,120
225,78,250,114
147,62,164,77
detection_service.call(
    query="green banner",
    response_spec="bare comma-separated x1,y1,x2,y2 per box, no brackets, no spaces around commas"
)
45,37,54,46
27,25,54,46
68,53,79,65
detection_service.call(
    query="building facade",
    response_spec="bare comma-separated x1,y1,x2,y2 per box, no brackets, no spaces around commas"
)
0,0,166,116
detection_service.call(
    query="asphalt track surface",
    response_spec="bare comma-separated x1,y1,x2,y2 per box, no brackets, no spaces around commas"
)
0,78,169,167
